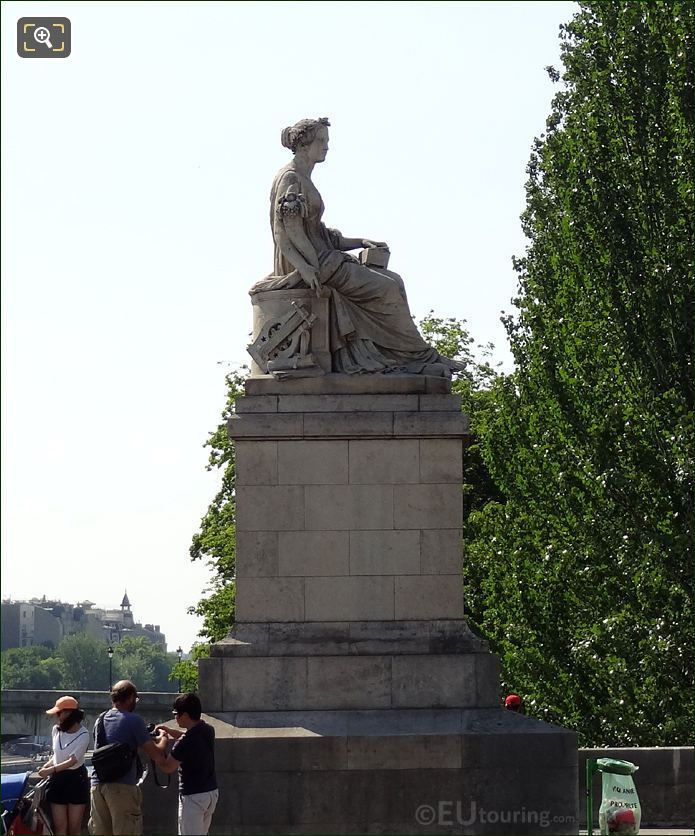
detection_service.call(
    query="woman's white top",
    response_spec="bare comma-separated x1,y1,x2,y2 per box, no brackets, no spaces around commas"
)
51,724,90,768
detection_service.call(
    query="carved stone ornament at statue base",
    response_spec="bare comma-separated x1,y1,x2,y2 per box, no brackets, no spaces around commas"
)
248,288,331,379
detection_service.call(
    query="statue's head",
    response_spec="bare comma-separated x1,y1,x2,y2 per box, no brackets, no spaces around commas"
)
281,117,331,154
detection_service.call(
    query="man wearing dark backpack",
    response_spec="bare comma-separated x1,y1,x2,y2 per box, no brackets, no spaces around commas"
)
88,680,167,835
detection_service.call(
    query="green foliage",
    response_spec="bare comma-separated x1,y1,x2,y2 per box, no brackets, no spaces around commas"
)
114,635,178,692
420,313,505,519
466,0,693,746
58,634,112,690
169,644,210,693
419,313,499,398
1,634,178,692
188,369,246,643
1,646,65,690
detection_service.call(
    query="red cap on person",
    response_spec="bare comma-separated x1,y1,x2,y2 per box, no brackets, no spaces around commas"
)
504,694,522,709
46,696,79,715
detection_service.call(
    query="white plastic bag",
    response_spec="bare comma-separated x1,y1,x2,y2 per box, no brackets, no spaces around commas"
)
599,771,641,835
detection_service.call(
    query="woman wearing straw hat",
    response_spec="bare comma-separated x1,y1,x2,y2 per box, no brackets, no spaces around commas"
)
37,696,90,835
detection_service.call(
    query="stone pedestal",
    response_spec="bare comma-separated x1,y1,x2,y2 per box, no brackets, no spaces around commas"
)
199,377,578,835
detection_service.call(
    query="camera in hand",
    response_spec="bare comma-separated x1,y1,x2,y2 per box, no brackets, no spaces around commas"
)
146,723,159,739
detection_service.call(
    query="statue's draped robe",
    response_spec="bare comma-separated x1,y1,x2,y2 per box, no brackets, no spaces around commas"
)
250,165,441,374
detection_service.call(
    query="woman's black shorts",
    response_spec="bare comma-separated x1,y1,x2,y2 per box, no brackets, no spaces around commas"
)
45,765,89,805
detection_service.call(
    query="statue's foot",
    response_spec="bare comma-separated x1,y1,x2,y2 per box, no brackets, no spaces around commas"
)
422,363,452,379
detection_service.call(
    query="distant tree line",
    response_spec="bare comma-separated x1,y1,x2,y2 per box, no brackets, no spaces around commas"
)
1,634,181,693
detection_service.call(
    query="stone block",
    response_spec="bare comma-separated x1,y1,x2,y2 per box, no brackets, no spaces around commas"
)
391,655,477,708
303,412,394,437
348,440,419,484
141,761,179,834
197,657,223,711
221,657,308,711
234,395,278,413
474,655,501,706
209,620,490,658
349,530,420,575
346,620,431,654
278,441,348,485
236,531,279,577
305,576,395,621
419,394,462,412
278,394,418,412
395,576,464,620
206,774,243,829
452,765,578,834
221,770,294,824
228,412,303,439
342,708,465,736
307,657,391,709
419,439,463,483
225,736,348,772
346,735,461,770
236,577,305,622
394,484,462,529
279,531,350,576
213,624,270,657
393,412,469,437
420,530,462,574
342,768,468,831
266,622,352,656
236,486,305,531
235,441,278,486
305,485,394,530
245,374,449,396
291,771,354,826
460,723,576,770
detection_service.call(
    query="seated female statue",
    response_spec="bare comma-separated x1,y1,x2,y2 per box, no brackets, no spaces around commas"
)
251,117,461,377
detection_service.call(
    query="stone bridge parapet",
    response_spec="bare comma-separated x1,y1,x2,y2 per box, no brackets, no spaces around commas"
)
1,689,178,739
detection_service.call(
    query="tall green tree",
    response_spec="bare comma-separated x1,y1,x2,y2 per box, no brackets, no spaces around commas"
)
466,0,693,745
115,636,178,692
1,646,66,690
420,314,505,519
188,369,245,643
58,634,112,691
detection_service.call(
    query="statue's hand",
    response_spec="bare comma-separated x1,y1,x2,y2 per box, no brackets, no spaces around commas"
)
299,266,322,297
362,239,389,250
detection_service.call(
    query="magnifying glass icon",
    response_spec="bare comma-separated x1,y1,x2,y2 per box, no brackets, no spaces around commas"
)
34,26,53,49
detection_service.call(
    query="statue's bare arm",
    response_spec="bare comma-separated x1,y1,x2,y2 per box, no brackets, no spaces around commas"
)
339,235,387,250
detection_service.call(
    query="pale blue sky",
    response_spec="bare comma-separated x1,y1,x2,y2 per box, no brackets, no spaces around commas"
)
1,0,577,653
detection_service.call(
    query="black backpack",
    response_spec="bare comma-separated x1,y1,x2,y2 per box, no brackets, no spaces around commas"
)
91,712,136,782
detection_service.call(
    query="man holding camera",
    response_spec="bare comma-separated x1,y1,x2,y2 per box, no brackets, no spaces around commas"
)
88,680,168,836
155,693,219,836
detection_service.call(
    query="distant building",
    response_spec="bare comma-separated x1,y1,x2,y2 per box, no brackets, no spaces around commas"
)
0,592,167,651
1,599,61,651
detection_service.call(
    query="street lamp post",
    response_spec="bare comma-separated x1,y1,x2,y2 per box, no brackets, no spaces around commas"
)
107,645,114,692
176,646,183,693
